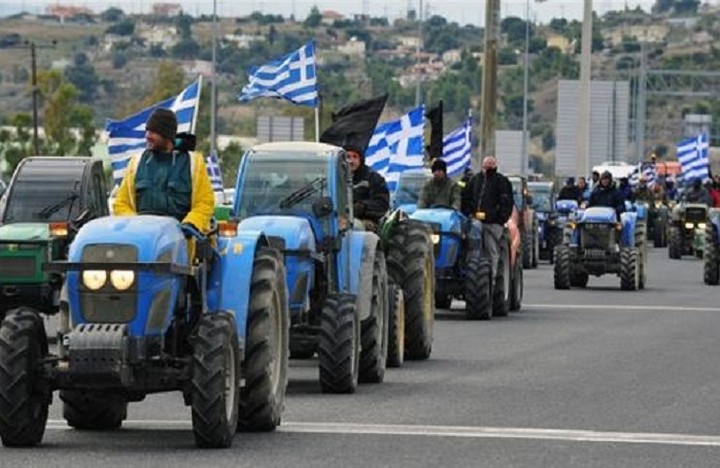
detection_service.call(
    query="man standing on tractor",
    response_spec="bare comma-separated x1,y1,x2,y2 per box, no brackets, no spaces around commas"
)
113,108,215,233
464,156,514,278
633,175,655,204
589,171,625,218
418,158,461,210
346,146,390,231
558,177,581,202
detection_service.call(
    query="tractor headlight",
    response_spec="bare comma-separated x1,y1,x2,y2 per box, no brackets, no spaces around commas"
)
684,222,694,229
697,223,707,230
82,270,107,291
110,270,135,291
431,234,440,244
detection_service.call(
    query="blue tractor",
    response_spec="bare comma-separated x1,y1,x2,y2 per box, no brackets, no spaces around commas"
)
233,142,391,393
704,209,720,285
0,215,290,448
553,206,646,290
528,181,561,263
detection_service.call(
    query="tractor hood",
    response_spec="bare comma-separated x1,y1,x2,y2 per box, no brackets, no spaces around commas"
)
0,223,51,242
578,207,617,224
411,208,463,235
556,200,578,214
239,216,316,251
68,216,186,263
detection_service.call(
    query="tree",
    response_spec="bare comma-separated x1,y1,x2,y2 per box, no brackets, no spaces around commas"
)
498,47,517,65
105,19,134,36
171,38,200,59
111,52,127,69
501,16,530,45
304,6,322,28
64,53,99,103
653,0,699,14
101,7,125,22
175,13,193,39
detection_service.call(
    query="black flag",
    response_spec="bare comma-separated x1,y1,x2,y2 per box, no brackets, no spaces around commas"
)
320,94,388,156
425,100,443,160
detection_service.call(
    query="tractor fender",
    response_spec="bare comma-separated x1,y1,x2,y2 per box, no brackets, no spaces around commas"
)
345,230,380,322
620,212,637,248
208,231,279,341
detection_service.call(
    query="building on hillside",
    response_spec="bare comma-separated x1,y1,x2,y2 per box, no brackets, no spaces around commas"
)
604,24,669,48
45,5,94,22
442,49,462,66
51,58,71,71
546,33,574,54
666,17,700,29
224,33,266,49
321,10,344,26
397,36,420,50
103,34,132,52
336,37,366,57
152,3,182,17
138,25,178,50
183,60,213,77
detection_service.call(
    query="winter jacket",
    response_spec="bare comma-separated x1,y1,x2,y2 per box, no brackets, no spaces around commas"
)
352,164,390,223
113,150,215,232
464,170,514,225
682,187,712,205
588,185,625,217
558,185,582,203
418,177,461,210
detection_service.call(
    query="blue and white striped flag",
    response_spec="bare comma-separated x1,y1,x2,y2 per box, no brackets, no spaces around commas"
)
106,79,201,186
365,106,425,191
677,133,710,182
442,118,472,177
629,162,657,187
206,150,224,193
239,41,319,107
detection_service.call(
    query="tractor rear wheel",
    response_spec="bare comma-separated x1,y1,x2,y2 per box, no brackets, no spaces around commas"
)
635,222,647,289
386,284,405,368
238,247,289,432
522,232,532,269
532,222,539,268
492,239,511,317
387,221,434,360
359,250,389,384
570,271,589,288
510,256,523,312
553,245,571,290
434,293,452,310
668,227,682,259
0,308,50,447
318,294,359,394
464,257,492,320
547,227,563,264
654,219,666,248
704,225,719,286
620,248,639,291
61,391,127,430
191,313,240,448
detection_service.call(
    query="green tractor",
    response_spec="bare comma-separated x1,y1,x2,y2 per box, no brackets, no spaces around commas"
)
0,157,108,317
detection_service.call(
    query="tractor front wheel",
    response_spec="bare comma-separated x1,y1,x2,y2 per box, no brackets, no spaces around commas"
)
620,248,639,291
553,245,571,290
668,227,682,259
464,257,492,320
704,225,719,286
0,308,50,447
318,294,359,394
386,284,405,368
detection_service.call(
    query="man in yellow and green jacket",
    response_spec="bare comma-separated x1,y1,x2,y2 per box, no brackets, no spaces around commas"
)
112,108,215,233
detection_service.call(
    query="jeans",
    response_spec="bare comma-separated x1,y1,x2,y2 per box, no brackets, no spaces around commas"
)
483,223,505,278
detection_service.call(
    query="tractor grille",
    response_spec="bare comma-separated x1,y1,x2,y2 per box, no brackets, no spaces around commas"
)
81,292,136,323
81,244,138,263
0,257,37,278
581,224,614,251
685,207,707,224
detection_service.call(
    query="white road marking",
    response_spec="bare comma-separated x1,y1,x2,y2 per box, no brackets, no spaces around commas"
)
45,420,720,447
525,304,720,313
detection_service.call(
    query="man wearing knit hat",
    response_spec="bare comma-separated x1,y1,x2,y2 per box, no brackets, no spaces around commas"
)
346,146,390,231
112,108,215,233
418,158,461,211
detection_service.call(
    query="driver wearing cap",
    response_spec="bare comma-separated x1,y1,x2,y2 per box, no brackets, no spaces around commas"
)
418,158,461,210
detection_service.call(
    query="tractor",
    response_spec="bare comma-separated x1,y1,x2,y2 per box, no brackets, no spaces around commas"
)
0,212,290,448
0,157,108,318
508,175,538,269
703,209,720,285
668,203,709,259
554,206,647,291
528,181,562,263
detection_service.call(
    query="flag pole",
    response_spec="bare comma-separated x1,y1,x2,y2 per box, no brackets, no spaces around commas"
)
315,106,320,142
191,75,203,135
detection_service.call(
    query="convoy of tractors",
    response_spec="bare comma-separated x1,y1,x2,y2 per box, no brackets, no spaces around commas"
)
0,150,716,449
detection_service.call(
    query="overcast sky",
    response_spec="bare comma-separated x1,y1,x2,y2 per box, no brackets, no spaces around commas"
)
2,1,665,25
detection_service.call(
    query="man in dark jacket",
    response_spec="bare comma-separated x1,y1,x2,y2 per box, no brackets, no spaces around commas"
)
418,158,461,210
558,177,581,202
588,171,625,218
682,177,712,205
346,147,390,231
464,156,514,277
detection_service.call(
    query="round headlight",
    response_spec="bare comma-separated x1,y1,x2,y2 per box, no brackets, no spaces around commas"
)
431,234,440,244
697,223,707,230
110,270,135,291
82,270,107,290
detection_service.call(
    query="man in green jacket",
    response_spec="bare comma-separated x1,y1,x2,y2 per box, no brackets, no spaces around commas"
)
418,158,461,210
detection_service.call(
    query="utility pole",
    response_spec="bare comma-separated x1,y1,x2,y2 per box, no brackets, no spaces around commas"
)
414,0,423,106
576,0,592,177
480,0,500,161
636,42,647,164
210,0,218,154
521,0,530,175
17,40,56,156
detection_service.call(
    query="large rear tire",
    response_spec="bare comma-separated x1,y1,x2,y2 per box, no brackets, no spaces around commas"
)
620,248,639,291
237,247,289,432
668,227,682,259
464,257,492,320
509,257,523,312
635,222,647,290
318,294,359,394
704,225,719,286
492,238,511,317
522,232,532,269
570,271,589,288
654,219,666,248
547,227,563,265
191,313,240,448
386,284,405,368
553,245,571,290
359,250,388,384
387,222,434,361
61,391,127,430
0,308,50,447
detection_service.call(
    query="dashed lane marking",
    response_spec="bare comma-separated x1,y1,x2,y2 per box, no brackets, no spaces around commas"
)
45,420,720,447
525,304,720,313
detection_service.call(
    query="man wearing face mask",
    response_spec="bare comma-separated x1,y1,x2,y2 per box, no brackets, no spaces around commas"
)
464,156,514,276
345,146,390,231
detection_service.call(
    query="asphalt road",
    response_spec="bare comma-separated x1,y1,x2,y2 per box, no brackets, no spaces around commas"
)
4,247,720,467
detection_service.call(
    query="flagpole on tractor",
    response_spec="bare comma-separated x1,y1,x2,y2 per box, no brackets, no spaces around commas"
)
191,75,203,135
315,107,320,142
210,0,218,153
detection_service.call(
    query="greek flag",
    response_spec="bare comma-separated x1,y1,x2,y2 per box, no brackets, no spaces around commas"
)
442,119,472,177
206,150,224,193
677,133,710,183
239,41,319,107
106,79,201,186
365,106,425,191
629,162,657,187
